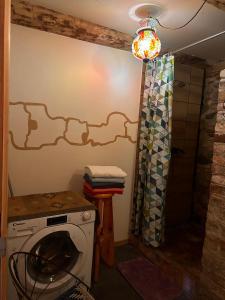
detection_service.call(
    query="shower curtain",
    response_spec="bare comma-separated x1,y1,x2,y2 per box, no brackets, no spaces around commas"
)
132,55,174,247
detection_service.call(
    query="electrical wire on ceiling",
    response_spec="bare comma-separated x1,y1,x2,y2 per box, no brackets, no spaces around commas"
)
131,0,224,61
156,0,208,30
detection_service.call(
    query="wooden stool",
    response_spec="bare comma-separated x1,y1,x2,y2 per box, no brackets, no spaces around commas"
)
84,193,115,282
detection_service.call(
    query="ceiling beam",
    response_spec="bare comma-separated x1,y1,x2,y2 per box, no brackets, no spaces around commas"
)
207,0,225,12
174,52,207,68
11,0,207,68
11,0,133,51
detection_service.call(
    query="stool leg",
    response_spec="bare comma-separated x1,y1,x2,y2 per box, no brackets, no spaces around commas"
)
87,195,115,281
94,199,104,281
101,197,115,267
94,242,100,282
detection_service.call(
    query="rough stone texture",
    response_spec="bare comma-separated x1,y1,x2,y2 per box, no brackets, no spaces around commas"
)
11,0,209,69
208,0,225,12
174,52,207,68
193,66,221,225
11,0,133,51
199,69,225,300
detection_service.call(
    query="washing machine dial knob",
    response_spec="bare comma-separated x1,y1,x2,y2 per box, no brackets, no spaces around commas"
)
82,211,91,221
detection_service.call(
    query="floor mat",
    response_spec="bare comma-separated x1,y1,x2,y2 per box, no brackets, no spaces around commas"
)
118,257,182,300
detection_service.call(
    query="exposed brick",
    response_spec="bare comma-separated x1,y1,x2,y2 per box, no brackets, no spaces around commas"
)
194,67,220,223
201,68,225,300
211,174,225,185
212,163,225,175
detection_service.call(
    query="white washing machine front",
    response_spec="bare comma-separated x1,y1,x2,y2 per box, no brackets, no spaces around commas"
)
8,210,95,299
17,223,88,294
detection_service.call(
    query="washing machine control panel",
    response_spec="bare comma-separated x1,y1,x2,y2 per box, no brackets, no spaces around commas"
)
81,211,91,221
47,215,67,226
8,210,96,237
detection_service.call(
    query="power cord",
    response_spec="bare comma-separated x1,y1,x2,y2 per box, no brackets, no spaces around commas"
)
156,0,208,30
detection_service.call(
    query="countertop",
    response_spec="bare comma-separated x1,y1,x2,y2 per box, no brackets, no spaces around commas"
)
8,191,95,222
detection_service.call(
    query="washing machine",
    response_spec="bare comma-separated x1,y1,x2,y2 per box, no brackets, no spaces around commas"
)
7,201,95,300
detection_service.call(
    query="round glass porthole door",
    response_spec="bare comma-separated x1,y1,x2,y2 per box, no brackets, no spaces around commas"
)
27,231,79,284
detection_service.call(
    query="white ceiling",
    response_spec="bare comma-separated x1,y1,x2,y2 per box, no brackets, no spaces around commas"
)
29,0,225,62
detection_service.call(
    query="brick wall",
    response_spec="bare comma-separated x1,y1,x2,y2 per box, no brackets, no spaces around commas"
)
199,69,225,299
193,67,220,225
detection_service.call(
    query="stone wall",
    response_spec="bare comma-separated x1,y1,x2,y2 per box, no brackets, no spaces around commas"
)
193,67,220,225
11,0,132,51
199,69,225,299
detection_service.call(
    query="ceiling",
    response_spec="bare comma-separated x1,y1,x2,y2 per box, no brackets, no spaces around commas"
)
29,0,225,62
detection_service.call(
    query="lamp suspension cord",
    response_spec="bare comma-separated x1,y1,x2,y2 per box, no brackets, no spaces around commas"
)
156,0,208,30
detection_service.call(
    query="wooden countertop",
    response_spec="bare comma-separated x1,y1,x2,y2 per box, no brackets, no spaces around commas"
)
8,191,95,222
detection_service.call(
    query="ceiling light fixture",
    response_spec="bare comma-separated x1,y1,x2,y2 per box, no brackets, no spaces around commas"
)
130,0,209,63
129,4,164,63
132,17,161,63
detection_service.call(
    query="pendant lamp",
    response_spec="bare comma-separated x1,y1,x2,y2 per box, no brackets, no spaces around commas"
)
132,18,161,63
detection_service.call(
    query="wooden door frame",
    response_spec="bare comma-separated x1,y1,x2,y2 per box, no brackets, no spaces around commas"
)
0,0,10,299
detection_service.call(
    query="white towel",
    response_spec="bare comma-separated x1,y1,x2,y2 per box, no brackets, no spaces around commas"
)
85,165,127,178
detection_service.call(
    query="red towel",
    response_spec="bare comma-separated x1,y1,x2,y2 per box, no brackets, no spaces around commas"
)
83,187,123,196
84,182,123,195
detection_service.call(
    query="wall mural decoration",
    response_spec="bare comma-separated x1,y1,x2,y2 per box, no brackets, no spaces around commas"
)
9,102,138,150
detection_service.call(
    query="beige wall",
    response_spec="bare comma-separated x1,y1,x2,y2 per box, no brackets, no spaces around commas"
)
9,24,142,241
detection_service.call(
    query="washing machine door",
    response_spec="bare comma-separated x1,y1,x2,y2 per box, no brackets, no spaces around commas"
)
18,224,87,291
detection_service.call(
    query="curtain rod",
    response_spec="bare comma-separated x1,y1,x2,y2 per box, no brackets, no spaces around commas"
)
167,30,225,55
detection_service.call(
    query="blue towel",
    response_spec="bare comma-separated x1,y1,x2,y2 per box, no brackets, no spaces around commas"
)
84,174,125,188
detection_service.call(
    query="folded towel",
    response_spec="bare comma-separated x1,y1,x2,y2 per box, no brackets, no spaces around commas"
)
84,190,115,198
84,174,125,183
84,175,125,188
83,186,123,196
84,182,124,195
85,165,127,178
83,187,123,196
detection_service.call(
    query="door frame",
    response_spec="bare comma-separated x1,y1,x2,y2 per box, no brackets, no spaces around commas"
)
0,0,10,299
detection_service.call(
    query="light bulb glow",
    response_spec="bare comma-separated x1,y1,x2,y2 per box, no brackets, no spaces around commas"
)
132,29,161,62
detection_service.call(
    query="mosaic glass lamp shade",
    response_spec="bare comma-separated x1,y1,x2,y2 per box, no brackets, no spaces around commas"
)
132,18,161,63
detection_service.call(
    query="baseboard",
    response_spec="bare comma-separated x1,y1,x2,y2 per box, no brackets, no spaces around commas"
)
114,239,129,247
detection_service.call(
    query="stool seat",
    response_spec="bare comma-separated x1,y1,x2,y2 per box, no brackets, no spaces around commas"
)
84,193,115,281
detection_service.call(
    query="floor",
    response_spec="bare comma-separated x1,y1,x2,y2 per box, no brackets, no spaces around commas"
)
91,245,142,300
92,223,204,300
132,223,204,272
155,223,204,277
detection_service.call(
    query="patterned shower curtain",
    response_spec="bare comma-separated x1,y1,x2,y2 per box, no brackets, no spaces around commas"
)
132,55,174,247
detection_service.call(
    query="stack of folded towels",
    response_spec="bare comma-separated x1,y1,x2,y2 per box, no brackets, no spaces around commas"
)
83,165,127,196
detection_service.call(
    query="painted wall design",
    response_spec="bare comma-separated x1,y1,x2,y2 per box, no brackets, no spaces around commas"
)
9,102,138,150
9,24,142,242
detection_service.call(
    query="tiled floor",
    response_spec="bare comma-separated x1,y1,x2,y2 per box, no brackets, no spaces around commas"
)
92,223,204,300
